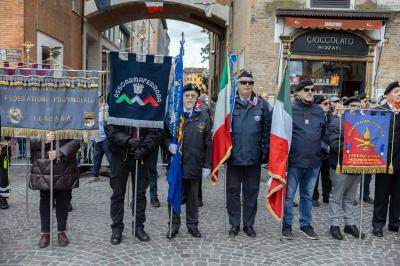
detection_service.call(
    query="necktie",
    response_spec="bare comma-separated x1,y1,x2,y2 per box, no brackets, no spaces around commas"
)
184,112,190,118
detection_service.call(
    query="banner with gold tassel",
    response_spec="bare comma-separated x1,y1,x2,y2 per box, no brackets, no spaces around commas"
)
342,109,391,174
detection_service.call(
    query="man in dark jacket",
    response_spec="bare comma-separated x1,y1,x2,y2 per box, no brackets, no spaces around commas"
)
0,115,11,210
163,84,212,239
105,123,162,244
282,80,326,240
372,81,400,237
327,96,365,240
227,70,271,238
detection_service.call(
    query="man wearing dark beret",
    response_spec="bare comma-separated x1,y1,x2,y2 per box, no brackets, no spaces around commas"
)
226,70,272,238
282,80,327,240
372,81,400,237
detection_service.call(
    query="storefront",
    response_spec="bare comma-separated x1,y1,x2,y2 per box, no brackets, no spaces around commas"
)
275,9,390,98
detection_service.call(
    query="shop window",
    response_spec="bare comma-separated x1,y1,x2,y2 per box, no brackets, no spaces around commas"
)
309,0,353,9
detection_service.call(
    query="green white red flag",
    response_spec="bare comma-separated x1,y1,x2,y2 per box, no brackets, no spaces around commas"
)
211,53,235,184
266,64,292,220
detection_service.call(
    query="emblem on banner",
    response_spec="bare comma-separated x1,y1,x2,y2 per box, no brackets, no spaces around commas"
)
7,107,23,124
84,112,95,128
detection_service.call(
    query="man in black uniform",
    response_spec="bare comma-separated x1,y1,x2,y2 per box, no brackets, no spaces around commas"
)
105,123,162,244
163,84,212,239
227,70,271,238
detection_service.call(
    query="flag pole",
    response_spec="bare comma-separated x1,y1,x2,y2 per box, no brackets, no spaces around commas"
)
359,172,365,242
127,174,131,208
49,140,54,250
279,184,284,241
25,139,30,218
132,129,140,240
223,164,227,234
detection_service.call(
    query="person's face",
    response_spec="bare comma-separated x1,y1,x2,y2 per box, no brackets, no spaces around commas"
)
298,85,315,102
330,101,338,109
183,90,199,110
261,93,268,101
237,77,254,99
346,102,361,114
387,87,400,105
319,100,330,112
360,98,367,109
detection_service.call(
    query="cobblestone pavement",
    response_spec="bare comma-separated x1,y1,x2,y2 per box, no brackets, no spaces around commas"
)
1,163,399,266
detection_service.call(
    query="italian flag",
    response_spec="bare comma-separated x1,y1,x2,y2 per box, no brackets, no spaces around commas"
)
266,64,292,221
211,54,233,184
145,2,164,13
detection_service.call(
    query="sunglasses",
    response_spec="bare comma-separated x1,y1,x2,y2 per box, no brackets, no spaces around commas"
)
321,102,329,106
239,80,255,86
302,88,316,93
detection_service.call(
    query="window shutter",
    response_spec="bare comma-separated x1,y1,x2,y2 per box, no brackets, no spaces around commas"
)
310,0,351,8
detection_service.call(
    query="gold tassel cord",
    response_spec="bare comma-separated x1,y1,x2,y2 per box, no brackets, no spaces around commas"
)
389,112,396,174
342,166,388,174
336,112,342,174
1,128,98,140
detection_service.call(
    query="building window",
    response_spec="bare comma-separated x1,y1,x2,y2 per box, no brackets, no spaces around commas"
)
71,0,78,13
238,49,245,71
309,0,353,9
119,30,127,50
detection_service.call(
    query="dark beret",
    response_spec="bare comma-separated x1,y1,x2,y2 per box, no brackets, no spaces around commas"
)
358,93,366,100
343,96,361,106
238,70,253,79
296,80,313,91
183,83,200,96
384,81,400,95
314,95,326,105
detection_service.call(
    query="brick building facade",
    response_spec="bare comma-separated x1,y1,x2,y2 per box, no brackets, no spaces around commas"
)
228,0,400,100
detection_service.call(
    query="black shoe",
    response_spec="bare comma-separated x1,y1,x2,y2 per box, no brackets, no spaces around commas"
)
353,200,358,205
282,224,293,240
243,226,256,238
188,227,202,238
388,225,399,233
197,200,203,207
322,197,329,204
312,200,319,207
68,203,73,212
151,197,160,208
228,226,239,236
299,225,319,240
135,228,150,242
344,225,365,239
0,197,9,209
372,228,383,237
110,233,122,245
166,227,179,239
363,197,374,204
329,226,343,240
293,201,299,207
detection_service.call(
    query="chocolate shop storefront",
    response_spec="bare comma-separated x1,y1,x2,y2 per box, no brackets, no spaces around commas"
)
275,9,391,99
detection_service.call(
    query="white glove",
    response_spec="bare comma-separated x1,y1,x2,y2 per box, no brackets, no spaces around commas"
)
168,143,177,155
202,168,211,179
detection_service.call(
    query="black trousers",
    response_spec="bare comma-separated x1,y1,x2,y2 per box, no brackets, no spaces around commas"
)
40,190,72,233
169,178,200,230
226,164,261,227
148,146,159,199
372,170,400,230
313,159,331,201
109,154,149,234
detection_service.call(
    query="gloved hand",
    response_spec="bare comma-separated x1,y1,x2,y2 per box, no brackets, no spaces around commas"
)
128,138,142,151
168,144,177,155
202,168,211,179
132,147,148,160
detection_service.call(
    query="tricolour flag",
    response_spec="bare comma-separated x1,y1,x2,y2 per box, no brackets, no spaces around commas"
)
145,2,164,13
211,53,235,184
266,64,292,221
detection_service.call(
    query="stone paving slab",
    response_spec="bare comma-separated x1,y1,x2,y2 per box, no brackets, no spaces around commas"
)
0,164,399,265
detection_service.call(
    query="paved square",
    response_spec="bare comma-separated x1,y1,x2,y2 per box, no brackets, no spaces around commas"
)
0,164,399,265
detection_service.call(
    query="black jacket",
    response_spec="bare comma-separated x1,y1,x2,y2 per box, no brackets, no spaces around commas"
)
105,124,162,161
163,108,212,179
229,93,271,166
380,103,400,171
289,98,327,168
327,116,343,169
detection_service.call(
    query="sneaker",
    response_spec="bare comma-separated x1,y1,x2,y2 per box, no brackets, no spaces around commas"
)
299,225,319,240
282,224,293,240
151,197,160,208
88,176,100,183
344,225,365,239
329,226,343,240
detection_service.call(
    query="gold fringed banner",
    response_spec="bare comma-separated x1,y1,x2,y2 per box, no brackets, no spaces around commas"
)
1,127,98,140
342,166,388,174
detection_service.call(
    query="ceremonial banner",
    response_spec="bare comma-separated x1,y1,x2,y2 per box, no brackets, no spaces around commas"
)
0,68,99,139
342,110,391,174
108,52,172,129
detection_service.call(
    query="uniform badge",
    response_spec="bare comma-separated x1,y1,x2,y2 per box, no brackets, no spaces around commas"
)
197,122,206,132
254,115,261,122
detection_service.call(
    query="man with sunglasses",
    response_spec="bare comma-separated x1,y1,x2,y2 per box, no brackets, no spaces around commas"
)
327,96,365,240
227,70,271,238
282,80,327,240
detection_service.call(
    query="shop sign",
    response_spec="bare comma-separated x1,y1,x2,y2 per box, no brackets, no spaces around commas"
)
0,48,22,61
378,0,400,11
291,31,368,56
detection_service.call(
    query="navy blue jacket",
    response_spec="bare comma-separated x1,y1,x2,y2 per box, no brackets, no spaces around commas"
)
288,98,326,168
229,93,272,166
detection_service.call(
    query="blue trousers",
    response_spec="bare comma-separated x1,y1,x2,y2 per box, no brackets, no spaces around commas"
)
91,140,111,177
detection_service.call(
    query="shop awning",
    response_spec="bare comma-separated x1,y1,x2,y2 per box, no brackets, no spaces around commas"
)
276,8,391,20
285,17,382,30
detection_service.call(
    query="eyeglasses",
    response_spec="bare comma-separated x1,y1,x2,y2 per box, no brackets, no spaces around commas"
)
303,88,316,93
239,80,254,86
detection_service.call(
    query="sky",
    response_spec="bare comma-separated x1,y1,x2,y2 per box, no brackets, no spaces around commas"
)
167,20,209,69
